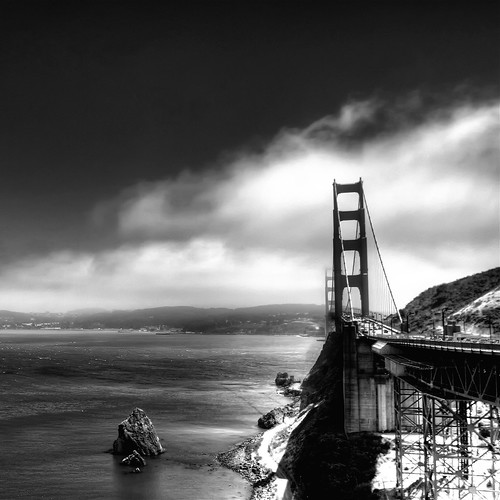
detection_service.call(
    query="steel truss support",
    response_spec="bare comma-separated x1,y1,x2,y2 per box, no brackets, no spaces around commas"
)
395,378,500,499
405,357,500,406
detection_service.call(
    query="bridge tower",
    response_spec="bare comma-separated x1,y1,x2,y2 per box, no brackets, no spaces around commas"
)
332,179,369,325
330,180,500,498
333,179,394,434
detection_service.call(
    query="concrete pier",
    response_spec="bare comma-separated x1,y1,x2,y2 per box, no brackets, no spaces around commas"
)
342,322,394,433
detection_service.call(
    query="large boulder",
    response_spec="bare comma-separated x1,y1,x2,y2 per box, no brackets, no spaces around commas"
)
258,407,286,429
258,403,298,429
283,382,302,397
275,372,295,387
112,407,164,456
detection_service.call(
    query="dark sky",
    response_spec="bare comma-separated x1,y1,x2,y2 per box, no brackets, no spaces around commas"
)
0,1,499,311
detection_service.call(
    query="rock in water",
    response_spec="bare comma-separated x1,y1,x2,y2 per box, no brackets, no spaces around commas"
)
283,382,302,397
275,372,295,387
258,402,299,429
258,407,286,429
113,408,164,456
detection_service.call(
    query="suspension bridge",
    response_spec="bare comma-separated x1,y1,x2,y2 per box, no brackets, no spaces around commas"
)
325,179,500,500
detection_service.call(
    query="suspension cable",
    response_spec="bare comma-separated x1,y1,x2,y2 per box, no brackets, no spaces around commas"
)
363,192,402,323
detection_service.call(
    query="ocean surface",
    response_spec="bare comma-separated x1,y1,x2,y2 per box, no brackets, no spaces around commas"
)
0,330,324,500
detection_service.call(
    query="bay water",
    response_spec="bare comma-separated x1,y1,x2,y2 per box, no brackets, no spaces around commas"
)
0,330,323,499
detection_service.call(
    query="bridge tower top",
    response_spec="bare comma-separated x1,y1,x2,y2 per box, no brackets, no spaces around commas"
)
332,178,369,324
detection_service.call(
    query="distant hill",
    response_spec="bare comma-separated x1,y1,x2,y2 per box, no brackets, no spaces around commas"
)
0,303,325,334
3,268,499,336
402,267,500,335
66,308,109,316
0,310,34,322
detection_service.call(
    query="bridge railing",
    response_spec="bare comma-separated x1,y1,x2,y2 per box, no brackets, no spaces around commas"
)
346,311,499,344
364,335,500,354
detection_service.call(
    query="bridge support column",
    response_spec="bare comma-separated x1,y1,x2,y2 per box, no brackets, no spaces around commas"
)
422,394,438,499
342,322,394,433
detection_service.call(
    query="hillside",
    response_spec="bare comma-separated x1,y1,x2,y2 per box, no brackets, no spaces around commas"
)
401,267,500,335
0,303,325,335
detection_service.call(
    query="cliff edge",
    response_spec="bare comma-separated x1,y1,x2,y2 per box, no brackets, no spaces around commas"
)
275,332,389,500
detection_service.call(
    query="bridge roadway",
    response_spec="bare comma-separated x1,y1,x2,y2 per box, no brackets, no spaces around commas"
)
362,328,500,407
366,334,500,356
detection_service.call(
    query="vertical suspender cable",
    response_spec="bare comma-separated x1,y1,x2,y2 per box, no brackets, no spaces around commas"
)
363,192,402,324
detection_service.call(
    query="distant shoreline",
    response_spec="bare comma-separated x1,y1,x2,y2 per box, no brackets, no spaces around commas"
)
0,327,325,337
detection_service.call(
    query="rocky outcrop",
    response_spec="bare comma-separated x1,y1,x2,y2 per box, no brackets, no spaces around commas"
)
275,372,295,387
258,402,298,429
258,407,286,429
112,407,164,456
283,382,302,398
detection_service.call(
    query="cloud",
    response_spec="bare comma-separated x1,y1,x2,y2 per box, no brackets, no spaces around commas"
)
111,94,499,259
1,93,499,312
0,241,322,311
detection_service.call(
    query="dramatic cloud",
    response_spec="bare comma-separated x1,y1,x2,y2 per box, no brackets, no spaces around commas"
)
0,241,320,311
0,94,498,312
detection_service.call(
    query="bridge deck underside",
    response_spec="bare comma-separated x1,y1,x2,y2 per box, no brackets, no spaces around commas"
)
392,349,500,407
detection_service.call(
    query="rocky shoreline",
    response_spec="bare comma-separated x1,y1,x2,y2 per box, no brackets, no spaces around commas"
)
217,395,305,500
217,357,395,500
217,432,278,500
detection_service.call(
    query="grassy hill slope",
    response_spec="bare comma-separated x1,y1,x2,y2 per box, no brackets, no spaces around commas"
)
401,267,500,334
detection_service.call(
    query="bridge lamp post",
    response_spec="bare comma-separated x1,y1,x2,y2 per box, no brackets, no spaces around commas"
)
441,308,448,340
406,312,414,335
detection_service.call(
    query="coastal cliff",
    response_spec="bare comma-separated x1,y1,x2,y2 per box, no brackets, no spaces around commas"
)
219,332,389,500
275,332,388,500
219,269,500,499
